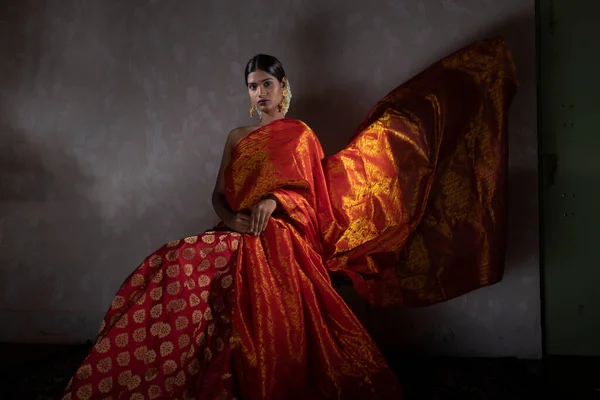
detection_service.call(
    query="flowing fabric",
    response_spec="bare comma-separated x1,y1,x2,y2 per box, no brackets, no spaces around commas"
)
62,37,517,400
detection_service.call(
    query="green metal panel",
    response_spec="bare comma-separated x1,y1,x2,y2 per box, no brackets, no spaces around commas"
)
539,0,600,356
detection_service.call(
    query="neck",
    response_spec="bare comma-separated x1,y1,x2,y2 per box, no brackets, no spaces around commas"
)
259,111,285,126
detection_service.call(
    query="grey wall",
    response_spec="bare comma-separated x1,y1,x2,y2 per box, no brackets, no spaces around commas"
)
0,0,540,358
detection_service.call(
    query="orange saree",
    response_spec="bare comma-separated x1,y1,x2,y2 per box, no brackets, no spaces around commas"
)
62,37,517,400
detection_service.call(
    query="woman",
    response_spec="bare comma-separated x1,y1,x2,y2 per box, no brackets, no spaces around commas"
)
62,37,517,400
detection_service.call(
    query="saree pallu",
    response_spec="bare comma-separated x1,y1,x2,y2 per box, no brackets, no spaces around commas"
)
62,37,517,400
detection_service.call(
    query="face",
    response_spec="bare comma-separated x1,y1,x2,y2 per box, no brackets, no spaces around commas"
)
247,70,286,114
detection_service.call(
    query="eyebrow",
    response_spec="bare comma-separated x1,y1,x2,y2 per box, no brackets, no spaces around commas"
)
247,78,273,85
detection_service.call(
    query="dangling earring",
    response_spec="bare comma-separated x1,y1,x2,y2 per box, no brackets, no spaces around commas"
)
249,103,255,118
278,89,288,113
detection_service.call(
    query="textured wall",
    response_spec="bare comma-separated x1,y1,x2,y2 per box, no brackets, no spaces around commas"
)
0,0,540,357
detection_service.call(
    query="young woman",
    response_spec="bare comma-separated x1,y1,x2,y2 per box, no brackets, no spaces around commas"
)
62,37,517,400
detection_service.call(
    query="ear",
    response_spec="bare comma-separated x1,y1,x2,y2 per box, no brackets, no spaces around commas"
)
281,77,287,88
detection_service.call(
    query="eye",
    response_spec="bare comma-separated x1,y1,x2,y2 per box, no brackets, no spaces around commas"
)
263,81,271,88
248,84,257,90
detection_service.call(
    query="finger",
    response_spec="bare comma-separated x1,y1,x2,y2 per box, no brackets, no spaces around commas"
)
239,213,250,221
249,209,257,233
256,210,265,235
260,210,270,233
239,219,250,233
251,209,260,235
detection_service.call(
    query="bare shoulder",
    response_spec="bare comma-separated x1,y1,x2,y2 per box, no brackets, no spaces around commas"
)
228,125,259,147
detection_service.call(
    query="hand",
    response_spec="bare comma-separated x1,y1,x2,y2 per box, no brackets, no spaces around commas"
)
225,213,251,234
250,198,277,236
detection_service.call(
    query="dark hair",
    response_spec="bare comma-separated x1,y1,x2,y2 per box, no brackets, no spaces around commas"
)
244,54,286,85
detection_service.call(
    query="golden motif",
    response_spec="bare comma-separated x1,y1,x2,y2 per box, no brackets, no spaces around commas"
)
96,357,112,373
132,328,146,342
133,346,147,361
130,274,145,287
148,254,162,267
151,270,163,284
76,384,92,400
148,384,162,399
116,351,130,367
115,314,128,329
163,359,177,375
197,259,211,271
182,248,196,260
184,235,198,244
178,334,190,349
95,338,110,354
165,249,179,262
214,256,228,268
98,377,112,393
160,341,174,357
176,316,189,330
111,295,125,309
115,333,129,348
167,281,181,296
201,234,215,244
117,370,132,387
192,309,203,324
150,287,162,300
166,264,180,278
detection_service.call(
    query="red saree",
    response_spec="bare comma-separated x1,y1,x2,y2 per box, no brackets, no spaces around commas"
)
62,38,517,400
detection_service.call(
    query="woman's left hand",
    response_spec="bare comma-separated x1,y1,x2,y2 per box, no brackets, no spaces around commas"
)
250,198,277,236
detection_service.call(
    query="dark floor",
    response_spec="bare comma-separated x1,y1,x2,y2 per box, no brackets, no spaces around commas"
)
0,343,598,399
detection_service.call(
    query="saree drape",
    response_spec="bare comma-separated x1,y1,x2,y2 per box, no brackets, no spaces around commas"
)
62,37,517,400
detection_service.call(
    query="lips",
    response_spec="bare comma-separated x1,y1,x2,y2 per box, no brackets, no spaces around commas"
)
257,99,268,105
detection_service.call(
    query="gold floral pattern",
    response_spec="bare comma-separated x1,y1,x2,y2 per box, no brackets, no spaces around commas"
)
111,295,125,309
163,359,177,375
189,293,200,307
95,338,111,354
116,351,130,367
150,322,171,338
198,275,210,287
96,357,112,373
178,334,190,349
201,234,215,244
115,333,129,348
182,247,196,260
160,341,174,357
176,316,189,330
214,256,228,268
130,274,145,287
197,259,210,271
150,287,162,300
167,281,181,296
184,236,198,244
148,254,162,267
166,264,180,278
150,304,162,319
63,229,239,398
98,377,113,393
165,249,179,262
148,384,162,399
133,346,147,361
133,328,146,342
76,384,93,400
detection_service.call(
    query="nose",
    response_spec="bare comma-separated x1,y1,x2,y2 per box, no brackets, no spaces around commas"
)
258,86,266,97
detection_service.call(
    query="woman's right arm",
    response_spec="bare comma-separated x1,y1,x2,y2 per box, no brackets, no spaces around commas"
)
212,129,250,233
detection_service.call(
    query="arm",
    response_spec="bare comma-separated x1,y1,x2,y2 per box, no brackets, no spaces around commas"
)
212,129,250,233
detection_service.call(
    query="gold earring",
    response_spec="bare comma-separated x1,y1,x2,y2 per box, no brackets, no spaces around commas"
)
249,103,255,118
278,90,288,113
